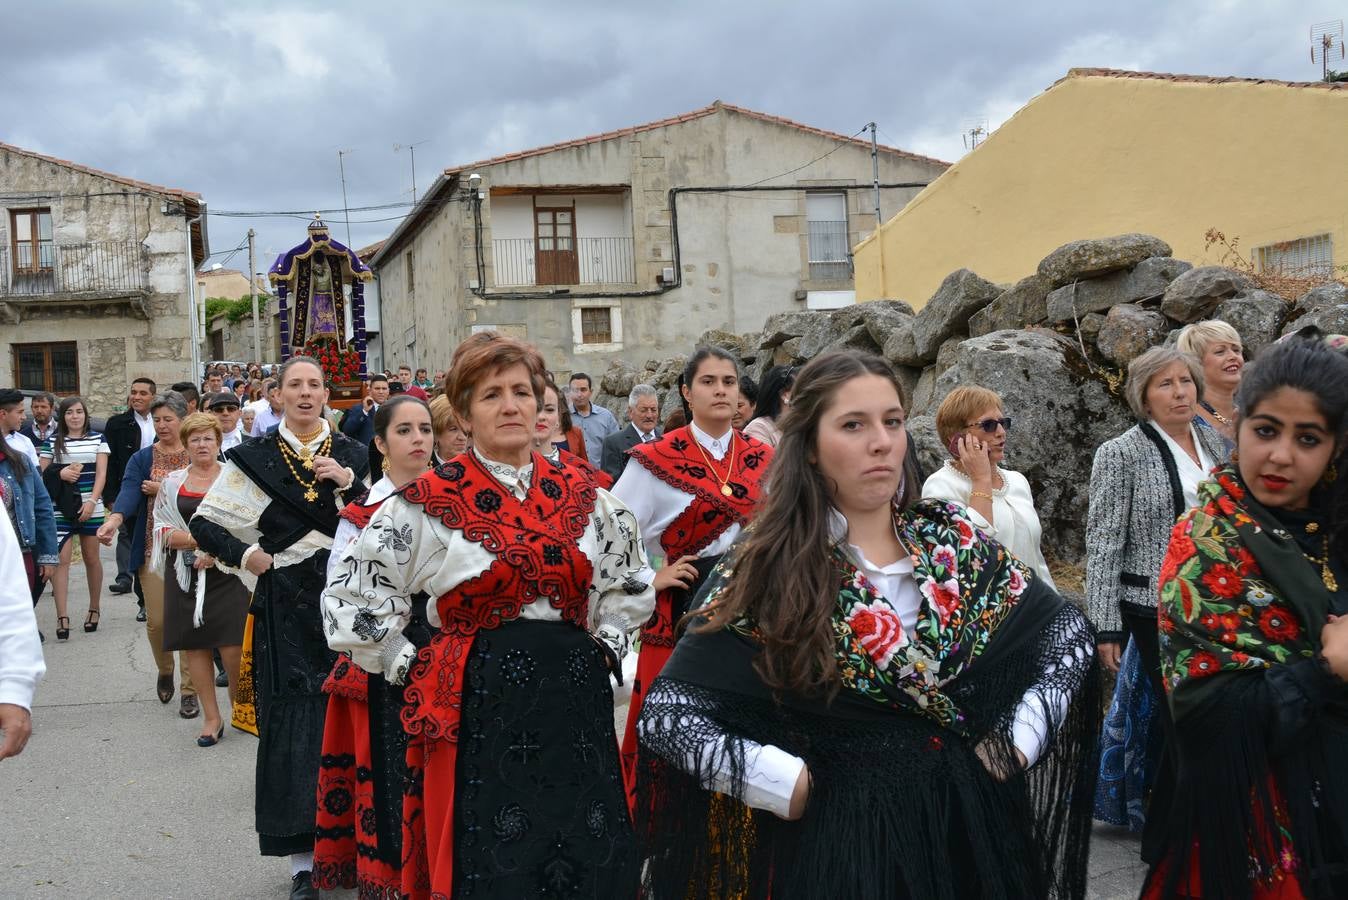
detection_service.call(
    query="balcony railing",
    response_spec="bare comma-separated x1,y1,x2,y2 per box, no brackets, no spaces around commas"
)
492,237,636,287
807,220,851,281
0,241,149,298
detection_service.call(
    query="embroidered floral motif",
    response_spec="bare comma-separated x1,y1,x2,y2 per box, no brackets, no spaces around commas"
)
500,649,536,686
843,599,905,668
492,803,531,842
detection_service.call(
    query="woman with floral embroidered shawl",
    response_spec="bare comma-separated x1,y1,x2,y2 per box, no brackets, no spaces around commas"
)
636,351,1102,899
1145,331,1348,900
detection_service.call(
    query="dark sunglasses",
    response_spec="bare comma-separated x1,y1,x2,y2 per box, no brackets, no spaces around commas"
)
965,416,1012,434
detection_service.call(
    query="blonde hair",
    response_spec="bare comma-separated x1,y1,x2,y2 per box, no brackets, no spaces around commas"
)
935,386,1004,450
1176,320,1243,360
179,411,223,446
428,394,462,436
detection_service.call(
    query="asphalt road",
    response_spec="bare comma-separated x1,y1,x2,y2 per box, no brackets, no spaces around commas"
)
4,543,1146,898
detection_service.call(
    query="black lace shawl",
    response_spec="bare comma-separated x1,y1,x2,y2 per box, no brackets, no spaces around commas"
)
637,550,1101,899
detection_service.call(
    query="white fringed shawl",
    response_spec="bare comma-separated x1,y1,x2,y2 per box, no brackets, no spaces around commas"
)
151,468,241,627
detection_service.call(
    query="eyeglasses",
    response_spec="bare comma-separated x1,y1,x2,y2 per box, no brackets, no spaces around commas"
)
965,416,1012,434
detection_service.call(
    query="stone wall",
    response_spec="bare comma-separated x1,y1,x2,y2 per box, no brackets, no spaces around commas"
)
590,233,1348,565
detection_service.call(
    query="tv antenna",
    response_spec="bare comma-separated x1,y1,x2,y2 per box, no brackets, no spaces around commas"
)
1311,20,1344,79
394,139,430,205
961,118,989,151
337,148,355,248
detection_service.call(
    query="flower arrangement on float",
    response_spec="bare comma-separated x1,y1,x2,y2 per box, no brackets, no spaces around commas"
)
301,337,361,384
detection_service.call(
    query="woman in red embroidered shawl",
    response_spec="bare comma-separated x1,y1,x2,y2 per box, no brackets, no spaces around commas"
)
314,396,433,897
322,333,655,899
612,345,773,785
1145,331,1348,899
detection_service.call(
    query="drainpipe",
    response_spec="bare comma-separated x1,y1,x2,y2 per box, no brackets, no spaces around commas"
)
184,214,203,381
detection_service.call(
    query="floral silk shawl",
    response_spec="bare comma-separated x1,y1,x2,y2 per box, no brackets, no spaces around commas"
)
719,499,1032,734
1158,466,1329,721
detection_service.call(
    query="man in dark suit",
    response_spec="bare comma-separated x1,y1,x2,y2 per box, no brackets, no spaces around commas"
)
338,374,390,446
18,392,57,448
103,378,156,605
600,383,662,484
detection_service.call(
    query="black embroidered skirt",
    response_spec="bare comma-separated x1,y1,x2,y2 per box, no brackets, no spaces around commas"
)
452,619,638,898
252,555,338,857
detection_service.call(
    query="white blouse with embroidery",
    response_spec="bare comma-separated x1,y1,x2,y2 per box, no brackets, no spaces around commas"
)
321,450,656,685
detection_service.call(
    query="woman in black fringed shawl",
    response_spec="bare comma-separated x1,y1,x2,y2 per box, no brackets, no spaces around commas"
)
636,350,1102,900
1143,330,1348,900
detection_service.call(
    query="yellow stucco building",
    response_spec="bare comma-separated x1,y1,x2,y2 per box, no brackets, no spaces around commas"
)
855,68,1348,307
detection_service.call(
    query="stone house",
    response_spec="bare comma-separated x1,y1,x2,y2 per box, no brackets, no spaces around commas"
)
855,68,1348,306
0,141,207,412
198,268,281,364
371,101,948,376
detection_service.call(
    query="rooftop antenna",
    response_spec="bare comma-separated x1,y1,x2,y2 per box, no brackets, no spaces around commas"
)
337,148,355,248
961,117,989,152
1311,20,1344,79
394,140,430,205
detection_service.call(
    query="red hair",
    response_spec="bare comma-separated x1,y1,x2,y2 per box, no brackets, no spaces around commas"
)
445,331,548,421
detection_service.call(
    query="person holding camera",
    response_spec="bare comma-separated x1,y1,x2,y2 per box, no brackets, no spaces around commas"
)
150,413,248,747
338,374,390,446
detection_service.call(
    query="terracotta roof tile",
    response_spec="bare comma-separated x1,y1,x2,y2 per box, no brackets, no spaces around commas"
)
1061,67,1347,92
0,140,202,199
443,100,950,174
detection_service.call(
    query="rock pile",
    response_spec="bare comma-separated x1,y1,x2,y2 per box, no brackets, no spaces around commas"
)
590,234,1348,564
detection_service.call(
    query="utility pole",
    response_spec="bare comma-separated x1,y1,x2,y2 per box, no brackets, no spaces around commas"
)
868,122,882,228
248,228,260,365
338,149,354,248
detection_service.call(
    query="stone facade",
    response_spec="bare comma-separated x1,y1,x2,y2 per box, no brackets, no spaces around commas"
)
0,142,206,413
372,102,949,378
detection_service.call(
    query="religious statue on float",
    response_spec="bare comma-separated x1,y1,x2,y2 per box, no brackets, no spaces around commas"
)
268,215,373,409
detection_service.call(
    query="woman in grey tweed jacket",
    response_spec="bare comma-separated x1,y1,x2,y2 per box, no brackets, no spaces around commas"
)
1084,345,1231,862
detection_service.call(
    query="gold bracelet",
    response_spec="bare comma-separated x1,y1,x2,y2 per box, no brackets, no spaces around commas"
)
970,490,994,502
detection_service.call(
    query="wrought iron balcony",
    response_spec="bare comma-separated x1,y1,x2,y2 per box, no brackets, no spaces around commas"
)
492,237,636,287
0,240,149,298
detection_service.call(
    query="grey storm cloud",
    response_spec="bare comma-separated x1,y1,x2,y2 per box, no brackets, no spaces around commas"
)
2,0,1320,271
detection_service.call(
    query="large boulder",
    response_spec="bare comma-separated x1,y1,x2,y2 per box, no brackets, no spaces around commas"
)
905,414,947,479
758,310,824,350
1281,303,1348,337
1096,304,1169,366
798,307,883,357
1285,283,1348,329
932,335,965,380
854,299,916,347
881,321,922,367
930,330,1133,561
1037,234,1172,288
1045,257,1192,322
909,368,938,416
1159,266,1256,322
600,359,639,397
650,355,687,390
696,328,748,358
969,274,1051,336
911,269,1001,362
1213,290,1289,354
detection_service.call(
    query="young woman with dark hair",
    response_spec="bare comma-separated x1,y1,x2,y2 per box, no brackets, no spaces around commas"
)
1145,330,1348,899
533,379,613,487
743,363,798,447
612,344,774,792
315,395,432,897
321,333,654,898
636,349,1101,898
188,356,370,898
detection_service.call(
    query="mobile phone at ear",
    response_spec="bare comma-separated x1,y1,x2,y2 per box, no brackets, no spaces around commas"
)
948,435,963,458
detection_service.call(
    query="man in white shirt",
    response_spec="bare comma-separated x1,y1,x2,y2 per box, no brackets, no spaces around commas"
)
105,378,157,598
0,391,39,469
206,392,246,452
0,505,44,760
250,379,284,437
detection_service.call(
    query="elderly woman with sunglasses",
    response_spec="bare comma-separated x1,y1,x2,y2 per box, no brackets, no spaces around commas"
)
922,386,1056,587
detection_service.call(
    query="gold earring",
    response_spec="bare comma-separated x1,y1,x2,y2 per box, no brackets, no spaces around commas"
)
1325,462,1339,483
381,457,390,473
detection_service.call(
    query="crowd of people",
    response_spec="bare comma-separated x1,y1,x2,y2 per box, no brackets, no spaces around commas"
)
0,324,1345,899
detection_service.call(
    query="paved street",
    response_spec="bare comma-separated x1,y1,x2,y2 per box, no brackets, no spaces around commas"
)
5,544,1146,898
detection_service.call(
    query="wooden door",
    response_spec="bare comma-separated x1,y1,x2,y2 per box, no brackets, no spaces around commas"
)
534,203,579,285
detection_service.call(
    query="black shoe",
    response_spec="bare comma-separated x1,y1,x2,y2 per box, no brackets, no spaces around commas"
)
215,668,228,687
136,605,147,623
109,577,132,595
196,724,225,747
289,871,318,900
179,694,200,719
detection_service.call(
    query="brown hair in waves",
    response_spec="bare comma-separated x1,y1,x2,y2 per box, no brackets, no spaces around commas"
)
696,350,917,700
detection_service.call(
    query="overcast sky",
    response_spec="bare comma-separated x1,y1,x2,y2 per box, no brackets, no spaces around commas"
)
3,0,1330,276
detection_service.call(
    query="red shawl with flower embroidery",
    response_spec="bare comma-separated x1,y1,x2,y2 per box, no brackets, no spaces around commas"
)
1149,466,1348,899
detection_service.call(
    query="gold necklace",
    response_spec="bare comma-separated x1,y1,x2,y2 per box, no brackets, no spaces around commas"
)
1303,523,1340,592
690,431,737,497
277,433,332,502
